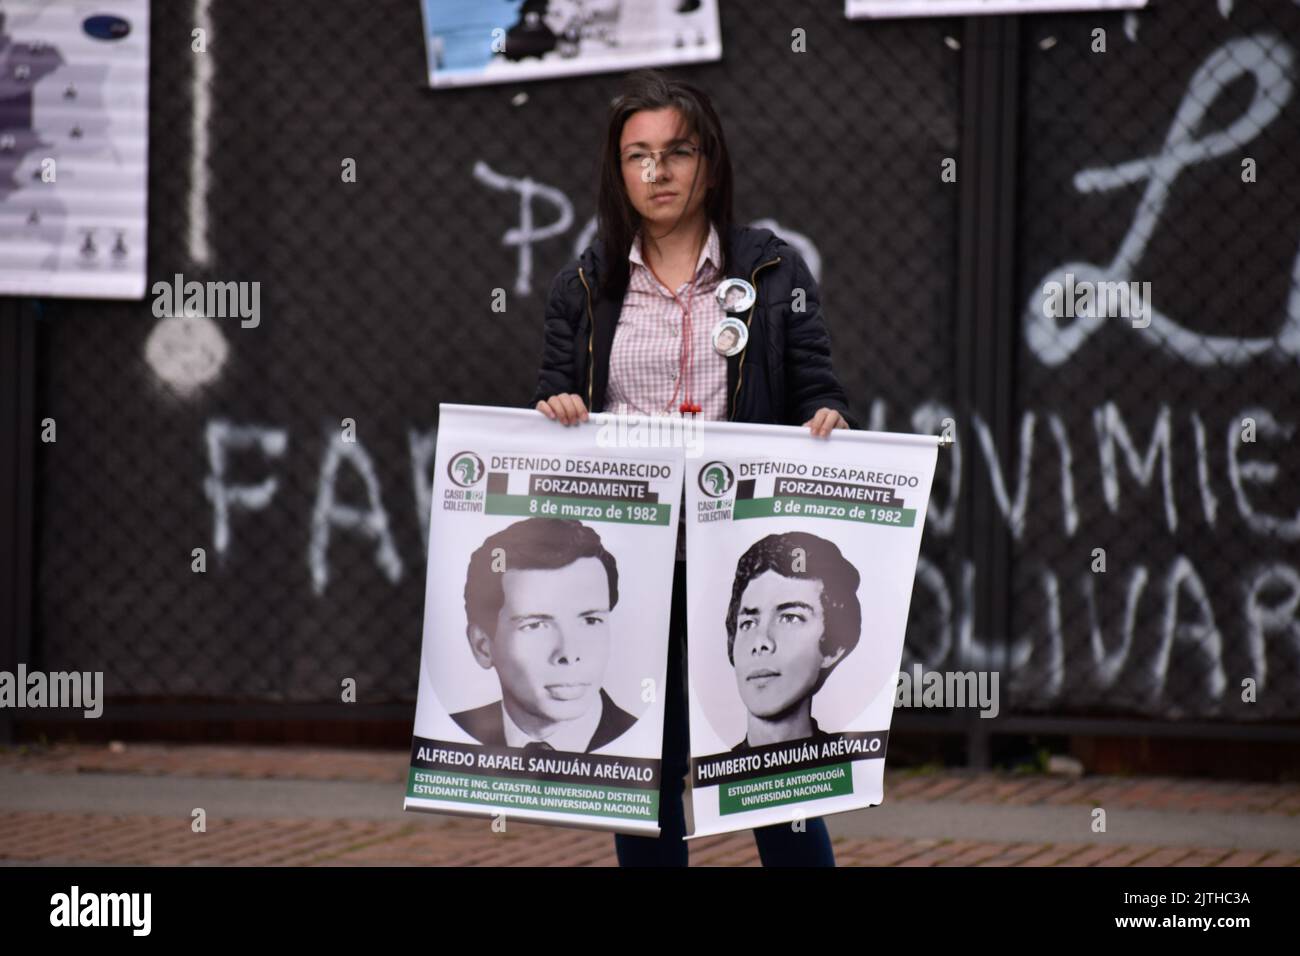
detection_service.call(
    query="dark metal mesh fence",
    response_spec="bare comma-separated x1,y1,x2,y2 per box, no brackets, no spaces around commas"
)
23,0,1299,727
1008,3,1300,720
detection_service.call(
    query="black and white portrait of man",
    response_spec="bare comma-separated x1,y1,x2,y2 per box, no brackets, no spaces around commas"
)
452,517,638,754
724,531,862,752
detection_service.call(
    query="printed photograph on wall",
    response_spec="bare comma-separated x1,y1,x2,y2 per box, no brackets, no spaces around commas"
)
846,0,1147,19
421,0,722,88
0,1,149,298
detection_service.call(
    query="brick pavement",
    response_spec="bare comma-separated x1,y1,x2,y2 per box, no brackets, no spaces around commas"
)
1,743,1297,867
5,809,1298,867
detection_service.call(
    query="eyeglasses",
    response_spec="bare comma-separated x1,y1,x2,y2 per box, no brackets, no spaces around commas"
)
620,143,703,180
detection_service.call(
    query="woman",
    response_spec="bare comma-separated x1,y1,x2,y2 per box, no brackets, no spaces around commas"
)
531,70,857,866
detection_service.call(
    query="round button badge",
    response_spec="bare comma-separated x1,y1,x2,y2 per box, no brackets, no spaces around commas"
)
712,316,748,357
714,277,756,314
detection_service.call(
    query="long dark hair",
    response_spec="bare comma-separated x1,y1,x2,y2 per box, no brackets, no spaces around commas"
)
595,70,734,298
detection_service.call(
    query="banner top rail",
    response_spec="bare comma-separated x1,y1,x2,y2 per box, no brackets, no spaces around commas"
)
437,404,942,450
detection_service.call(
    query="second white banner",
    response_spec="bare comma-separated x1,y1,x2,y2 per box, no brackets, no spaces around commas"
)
683,420,938,838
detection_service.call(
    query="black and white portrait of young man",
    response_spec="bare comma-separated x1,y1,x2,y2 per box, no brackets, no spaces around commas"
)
452,517,638,754
724,531,862,753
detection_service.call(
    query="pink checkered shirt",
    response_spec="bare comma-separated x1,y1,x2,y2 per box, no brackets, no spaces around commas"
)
606,222,728,421
606,223,728,560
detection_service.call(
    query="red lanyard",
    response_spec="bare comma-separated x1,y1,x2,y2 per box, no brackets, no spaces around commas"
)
647,261,703,415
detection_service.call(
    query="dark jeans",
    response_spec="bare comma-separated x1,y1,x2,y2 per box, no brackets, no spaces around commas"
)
614,560,836,867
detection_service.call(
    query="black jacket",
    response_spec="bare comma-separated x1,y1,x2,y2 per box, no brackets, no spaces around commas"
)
449,688,637,753
530,224,860,428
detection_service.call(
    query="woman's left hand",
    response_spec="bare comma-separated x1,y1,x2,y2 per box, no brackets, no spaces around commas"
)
803,407,849,437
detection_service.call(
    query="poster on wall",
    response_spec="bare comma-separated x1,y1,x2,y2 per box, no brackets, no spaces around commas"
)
421,0,722,89
846,0,1146,18
0,0,149,299
404,404,684,835
683,421,938,838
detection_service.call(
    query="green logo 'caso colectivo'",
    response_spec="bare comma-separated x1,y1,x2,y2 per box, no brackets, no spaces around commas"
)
448,451,485,487
698,461,735,498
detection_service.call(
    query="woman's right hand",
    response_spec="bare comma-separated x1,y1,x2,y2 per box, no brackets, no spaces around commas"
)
535,393,589,426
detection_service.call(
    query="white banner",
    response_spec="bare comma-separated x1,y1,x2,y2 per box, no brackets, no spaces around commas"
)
683,422,938,837
405,404,683,836
421,0,722,89
846,0,1146,18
